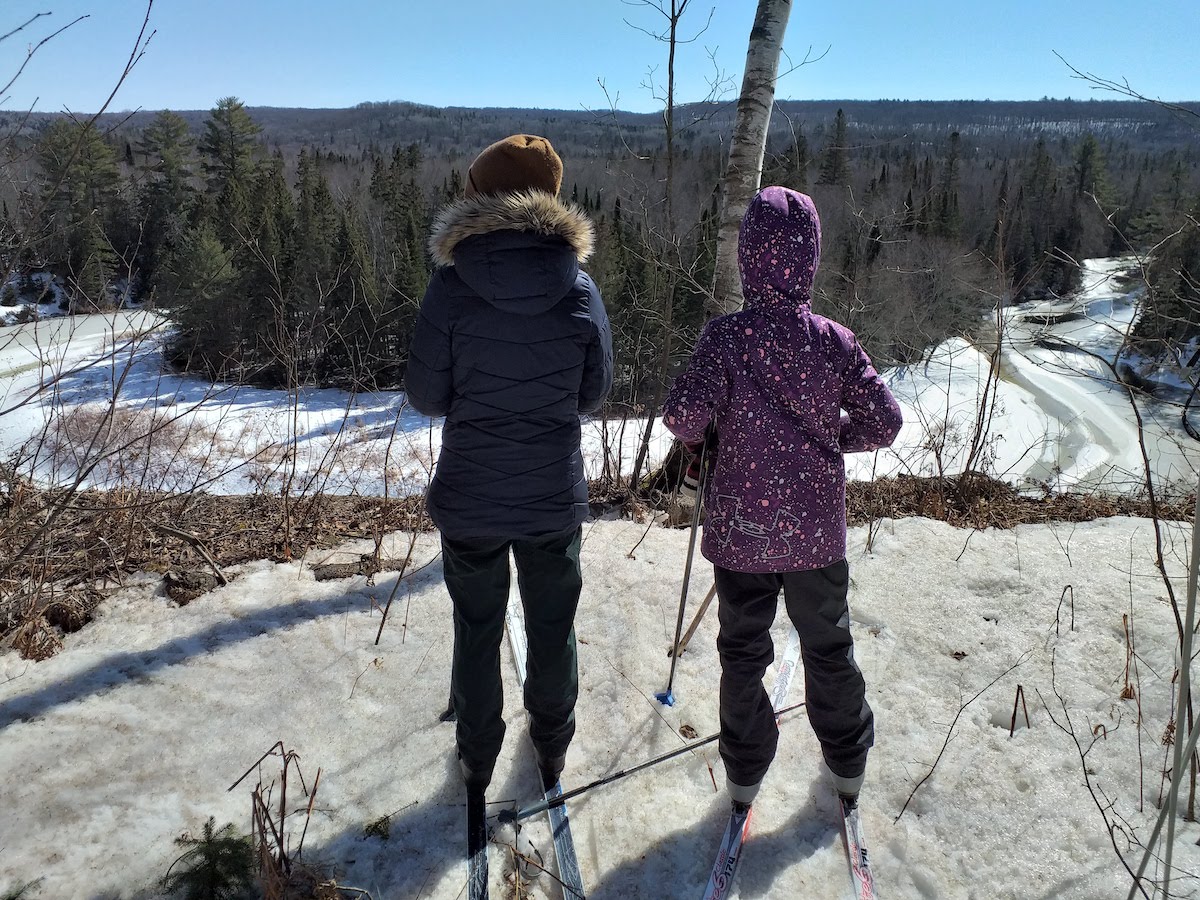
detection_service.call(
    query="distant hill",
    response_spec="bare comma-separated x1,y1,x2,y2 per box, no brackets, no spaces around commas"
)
5,98,1198,158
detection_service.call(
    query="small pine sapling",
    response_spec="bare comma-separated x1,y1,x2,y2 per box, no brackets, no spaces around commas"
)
160,817,255,900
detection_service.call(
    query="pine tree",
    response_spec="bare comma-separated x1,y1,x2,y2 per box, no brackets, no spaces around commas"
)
198,97,261,240
1139,194,1200,344
159,817,254,900
199,97,260,193
237,155,298,381
324,204,388,385
137,110,196,294
934,132,962,238
293,148,338,311
817,109,850,187
162,223,237,375
36,119,122,306
763,127,808,191
1072,132,1113,206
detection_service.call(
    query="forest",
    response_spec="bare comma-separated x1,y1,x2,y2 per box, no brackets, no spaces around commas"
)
2,95,1199,410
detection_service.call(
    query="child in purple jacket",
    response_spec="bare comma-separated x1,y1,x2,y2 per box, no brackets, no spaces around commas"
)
662,186,902,807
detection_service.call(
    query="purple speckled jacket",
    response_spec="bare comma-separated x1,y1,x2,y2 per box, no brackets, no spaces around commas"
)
662,187,902,573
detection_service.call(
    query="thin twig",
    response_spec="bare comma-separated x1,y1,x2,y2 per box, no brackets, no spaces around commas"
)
896,651,1032,821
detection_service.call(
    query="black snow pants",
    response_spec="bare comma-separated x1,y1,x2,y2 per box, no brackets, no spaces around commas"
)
441,527,583,777
714,558,873,788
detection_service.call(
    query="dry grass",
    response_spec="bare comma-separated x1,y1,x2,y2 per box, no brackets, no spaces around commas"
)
844,472,1194,529
1,470,1191,662
0,473,430,660
37,403,228,494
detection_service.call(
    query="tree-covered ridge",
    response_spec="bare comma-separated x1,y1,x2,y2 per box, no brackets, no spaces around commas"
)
3,96,1198,400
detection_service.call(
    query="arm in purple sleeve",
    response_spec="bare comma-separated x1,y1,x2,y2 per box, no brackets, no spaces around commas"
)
839,339,902,453
662,322,729,445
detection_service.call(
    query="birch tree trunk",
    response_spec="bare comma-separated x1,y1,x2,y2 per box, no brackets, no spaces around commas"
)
708,0,793,317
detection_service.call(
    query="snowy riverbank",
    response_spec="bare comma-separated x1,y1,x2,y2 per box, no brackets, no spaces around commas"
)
4,258,1198,500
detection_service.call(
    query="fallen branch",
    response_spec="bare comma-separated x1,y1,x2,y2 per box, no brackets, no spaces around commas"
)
152,522,227,585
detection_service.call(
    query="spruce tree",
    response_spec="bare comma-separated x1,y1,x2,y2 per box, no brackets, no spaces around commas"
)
137,110,196,294
935,132,962,238
817,109,850,187
199,97,260,194
162,223,237,375
1072,132,1113,206
199,97,261,242
324,204,388,385
238,155,298,382
159,817,254,900
294,148,339,312
36,119,121,306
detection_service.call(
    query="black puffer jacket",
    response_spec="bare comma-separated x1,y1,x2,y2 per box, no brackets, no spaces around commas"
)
404,190,613,540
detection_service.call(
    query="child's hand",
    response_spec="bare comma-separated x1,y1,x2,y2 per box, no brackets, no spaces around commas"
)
680,426,718,498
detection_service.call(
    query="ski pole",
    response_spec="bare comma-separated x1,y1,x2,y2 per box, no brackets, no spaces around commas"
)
498,701,807,824
671,582,717,658
656,438,712,706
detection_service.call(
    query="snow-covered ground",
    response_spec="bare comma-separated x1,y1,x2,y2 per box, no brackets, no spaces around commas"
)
2,516,1198,898
844,256,1200,495
0,311,674,496
5,258,1200,897
0,272,69,327
2,257,1197,499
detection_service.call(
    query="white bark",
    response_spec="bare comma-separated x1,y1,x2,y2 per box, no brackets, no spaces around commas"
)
709,0,793,317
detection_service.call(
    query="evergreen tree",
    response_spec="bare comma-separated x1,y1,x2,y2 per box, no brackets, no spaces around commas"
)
901,188,917,231
934,132,962,238
137,110,196,295
764,126,808,192
36,119,122,306
323,204,389,385
237,155,298,382
1138,194,1200,345
162,223,237,375
1073,132,1113,205
293,148,339,311
199,97,261,193
817,109,850,187
198,97,261,240
158,817,254,900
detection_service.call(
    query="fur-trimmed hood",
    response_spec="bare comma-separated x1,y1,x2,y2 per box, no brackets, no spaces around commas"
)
428,190,595,268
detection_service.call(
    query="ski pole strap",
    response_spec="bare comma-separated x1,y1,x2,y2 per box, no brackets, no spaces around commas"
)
499,701,807,824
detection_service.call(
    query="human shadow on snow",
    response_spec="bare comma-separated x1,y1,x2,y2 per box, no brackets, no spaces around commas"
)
577,790,830,900
0,565,445,731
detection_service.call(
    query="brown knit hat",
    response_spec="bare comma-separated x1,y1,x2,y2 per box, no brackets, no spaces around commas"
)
464,134,563,198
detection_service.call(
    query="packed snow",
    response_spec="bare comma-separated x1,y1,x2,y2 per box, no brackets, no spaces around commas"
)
2,516,1198,898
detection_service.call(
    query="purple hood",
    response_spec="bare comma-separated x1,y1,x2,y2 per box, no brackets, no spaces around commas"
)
662,187,901,573
738,186,822,314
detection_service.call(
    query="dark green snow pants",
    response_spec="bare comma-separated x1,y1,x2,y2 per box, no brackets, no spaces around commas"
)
442,527,583,778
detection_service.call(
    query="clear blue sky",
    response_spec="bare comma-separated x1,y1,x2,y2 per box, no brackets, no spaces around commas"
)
3,0,1197,114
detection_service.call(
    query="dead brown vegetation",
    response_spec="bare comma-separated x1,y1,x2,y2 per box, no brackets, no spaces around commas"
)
845,472,1194,530
1,471,1191,662
0,474,429,660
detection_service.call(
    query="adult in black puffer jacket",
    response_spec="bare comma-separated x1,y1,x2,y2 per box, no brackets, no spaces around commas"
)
405,135,612,792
